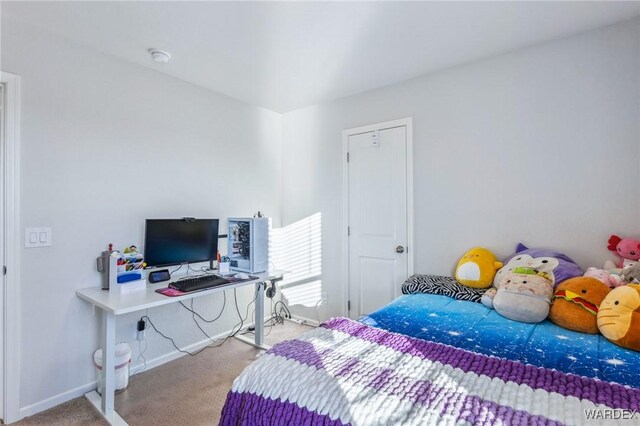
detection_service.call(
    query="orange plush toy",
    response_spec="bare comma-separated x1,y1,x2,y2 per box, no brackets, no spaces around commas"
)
549,277,610,334
597,285,640,352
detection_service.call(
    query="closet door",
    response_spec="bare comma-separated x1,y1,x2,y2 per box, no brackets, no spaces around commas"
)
347,124,409,318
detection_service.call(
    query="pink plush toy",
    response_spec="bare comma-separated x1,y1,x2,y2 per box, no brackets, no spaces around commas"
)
606,234,640,269
583,267,624,288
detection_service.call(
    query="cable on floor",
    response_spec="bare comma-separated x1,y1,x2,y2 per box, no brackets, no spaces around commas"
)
245,297,292,337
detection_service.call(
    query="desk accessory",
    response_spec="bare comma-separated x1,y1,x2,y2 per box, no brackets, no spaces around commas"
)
219,256,231,275
96,244,119,290
112,278,147,295
155,274,258,297
148,269,171,284
97,243,146,293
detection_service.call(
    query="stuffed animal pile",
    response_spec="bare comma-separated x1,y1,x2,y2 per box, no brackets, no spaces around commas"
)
492,243,583,288
452,237,640,352
583,267,623,288
456,243,582,323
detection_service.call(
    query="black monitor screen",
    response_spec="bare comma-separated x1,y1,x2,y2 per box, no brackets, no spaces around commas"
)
144,219,219,268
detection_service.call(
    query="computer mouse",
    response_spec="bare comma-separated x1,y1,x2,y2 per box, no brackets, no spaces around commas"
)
236,273,250,279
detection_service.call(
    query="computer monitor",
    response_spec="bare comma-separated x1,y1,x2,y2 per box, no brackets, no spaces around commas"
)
144,219,219,268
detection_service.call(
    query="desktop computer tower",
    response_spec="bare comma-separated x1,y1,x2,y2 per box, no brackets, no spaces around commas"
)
227,217,269,274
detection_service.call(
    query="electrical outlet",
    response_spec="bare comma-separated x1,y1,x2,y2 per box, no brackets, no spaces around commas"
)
136,319,146,341
321,292,328,304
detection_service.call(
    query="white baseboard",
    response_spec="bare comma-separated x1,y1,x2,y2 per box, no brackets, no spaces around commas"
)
129,327,240,375
19,380,98,420
17,321,261,422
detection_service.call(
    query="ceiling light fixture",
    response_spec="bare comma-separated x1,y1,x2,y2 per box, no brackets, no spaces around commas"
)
148,49,171,63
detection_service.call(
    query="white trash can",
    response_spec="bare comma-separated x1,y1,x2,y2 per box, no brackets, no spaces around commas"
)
94,342,132,395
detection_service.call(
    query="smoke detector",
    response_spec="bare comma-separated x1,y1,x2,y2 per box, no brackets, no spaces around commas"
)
148,49,171,63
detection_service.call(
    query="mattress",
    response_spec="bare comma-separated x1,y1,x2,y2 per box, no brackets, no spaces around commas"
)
360,293,639,388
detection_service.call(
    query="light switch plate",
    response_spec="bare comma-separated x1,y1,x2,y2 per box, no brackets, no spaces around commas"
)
25,227,52,248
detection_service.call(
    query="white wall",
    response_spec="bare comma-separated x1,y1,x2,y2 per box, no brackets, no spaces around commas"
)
281,19,640,321
1,20,282,415
2,12,639,421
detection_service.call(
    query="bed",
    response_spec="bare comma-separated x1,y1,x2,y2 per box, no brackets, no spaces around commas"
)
220,287,640,425
361,294,639,388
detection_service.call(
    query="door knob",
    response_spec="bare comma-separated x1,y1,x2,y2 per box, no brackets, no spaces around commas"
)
395,246,405,254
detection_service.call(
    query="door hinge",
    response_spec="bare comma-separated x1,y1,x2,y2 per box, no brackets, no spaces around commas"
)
347,226,350,236
3,266,6,275
346,152,350,162
347,300,351,311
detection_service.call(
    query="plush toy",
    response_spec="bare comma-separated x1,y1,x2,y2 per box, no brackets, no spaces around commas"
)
481,288,498,309
123,245,140,255
483,269,554,323
604,234,640,271
597,284,640,352
621,263,640,284
493,243,583,287
548,277,610,334
583,267,623,288
455,247,502,289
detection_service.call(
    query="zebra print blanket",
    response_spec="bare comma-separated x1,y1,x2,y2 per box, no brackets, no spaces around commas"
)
220,318,640,425
402,274,486,302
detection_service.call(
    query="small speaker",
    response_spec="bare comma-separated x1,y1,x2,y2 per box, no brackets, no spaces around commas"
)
148,269,171,284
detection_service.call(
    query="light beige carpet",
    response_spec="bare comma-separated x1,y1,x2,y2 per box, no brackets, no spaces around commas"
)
14,321,313,426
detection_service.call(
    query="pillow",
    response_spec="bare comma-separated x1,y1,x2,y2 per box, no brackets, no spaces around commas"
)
493,243,583,287
485,270,554,324
402,275,486,303
597,284,640,351
454,247,502,289
549,276,610,334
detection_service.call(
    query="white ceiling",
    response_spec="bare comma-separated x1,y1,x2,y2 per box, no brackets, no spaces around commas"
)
3,1,640,113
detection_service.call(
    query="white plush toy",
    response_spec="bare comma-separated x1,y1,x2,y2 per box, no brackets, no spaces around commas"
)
482,268,554,323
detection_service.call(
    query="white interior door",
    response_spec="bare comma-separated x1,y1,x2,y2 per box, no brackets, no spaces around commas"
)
0,72,19,424
347,124,408,318
0,83,5,419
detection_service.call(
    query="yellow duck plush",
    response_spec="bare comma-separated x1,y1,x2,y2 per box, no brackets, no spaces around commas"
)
455,247,503,289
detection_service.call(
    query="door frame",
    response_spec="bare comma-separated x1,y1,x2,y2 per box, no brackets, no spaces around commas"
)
1,71,22,424
341,117,414,317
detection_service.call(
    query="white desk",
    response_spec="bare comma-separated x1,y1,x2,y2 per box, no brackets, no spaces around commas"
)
76,269,287,426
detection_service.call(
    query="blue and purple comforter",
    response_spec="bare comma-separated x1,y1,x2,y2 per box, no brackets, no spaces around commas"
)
220,316,640,425
361,294,639,389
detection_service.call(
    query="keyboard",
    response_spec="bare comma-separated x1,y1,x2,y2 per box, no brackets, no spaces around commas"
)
169,275,231,293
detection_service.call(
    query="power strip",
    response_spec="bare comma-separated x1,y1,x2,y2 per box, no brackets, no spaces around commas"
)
285,316,320,327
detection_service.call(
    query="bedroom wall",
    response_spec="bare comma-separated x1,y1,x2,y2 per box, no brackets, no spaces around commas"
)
1,20,282,416
281,19,640,321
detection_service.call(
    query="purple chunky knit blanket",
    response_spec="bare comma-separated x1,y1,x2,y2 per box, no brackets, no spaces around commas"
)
220,318,640,425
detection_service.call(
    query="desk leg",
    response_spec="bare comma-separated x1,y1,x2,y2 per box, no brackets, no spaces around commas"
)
254,282,265,347
102,311,116,415
235,281,271,350
85,310,127,425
